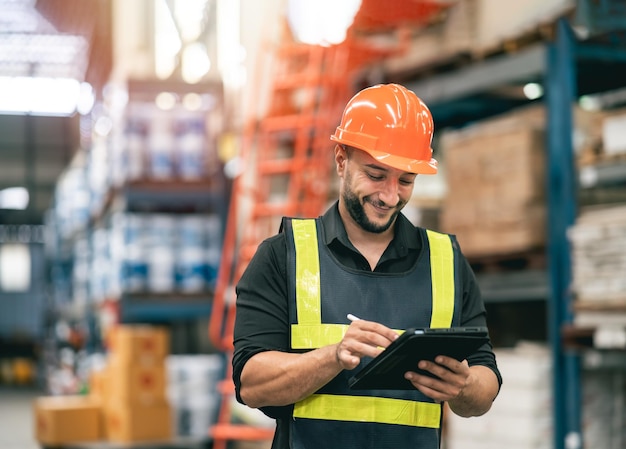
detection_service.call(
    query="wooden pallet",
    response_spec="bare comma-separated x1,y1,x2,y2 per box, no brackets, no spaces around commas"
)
469,21,558,61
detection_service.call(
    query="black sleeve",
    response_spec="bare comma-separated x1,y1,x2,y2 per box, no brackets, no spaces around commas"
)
231,233,293,418
458,254,503,389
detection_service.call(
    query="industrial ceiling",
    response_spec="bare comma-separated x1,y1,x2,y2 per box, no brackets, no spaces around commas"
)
0,0,111,225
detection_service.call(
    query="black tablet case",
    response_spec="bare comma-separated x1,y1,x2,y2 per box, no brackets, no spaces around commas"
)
348,327,489,390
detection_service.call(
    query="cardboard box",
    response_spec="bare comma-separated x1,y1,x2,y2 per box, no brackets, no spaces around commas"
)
89,366,109,402
88,367,111,439
108,325,170,363
440,118,547,256
107,356,167,405
105,401,173,443
34,395,102,446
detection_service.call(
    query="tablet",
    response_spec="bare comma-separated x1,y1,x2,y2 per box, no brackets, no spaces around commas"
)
348,326,489,390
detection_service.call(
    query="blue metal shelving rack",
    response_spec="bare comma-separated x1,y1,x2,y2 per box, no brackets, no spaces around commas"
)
404,11,626,449
546,19,581,449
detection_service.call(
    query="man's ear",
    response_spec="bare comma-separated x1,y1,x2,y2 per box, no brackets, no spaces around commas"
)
335,145,347,173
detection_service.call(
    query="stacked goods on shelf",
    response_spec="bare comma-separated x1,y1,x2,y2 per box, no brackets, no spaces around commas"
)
581,366,626,449
117,212,221,296
439,106,546,257
446,342,553,449
384,0,574,74
471,0,574,57
0,358,37,386
438,104,615,258
109,101,220,186
568,204,626,328
166,354,224,438
576,105,626,168
383,0,478,74
601,110,626,159
77,212,222,304
97,325,173,443
50,153,92,242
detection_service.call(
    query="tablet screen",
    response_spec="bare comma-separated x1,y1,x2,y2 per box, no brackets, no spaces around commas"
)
348,327,489,390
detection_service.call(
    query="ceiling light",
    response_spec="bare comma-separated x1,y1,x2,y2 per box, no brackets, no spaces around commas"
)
523,83,543,100
0,243,31,292
76,82,95,115
0,187,29,210
287,0,362,46
182,42,211,84
183,93,203,111
155,0,183,80
94,116,113,136
578,95,601,111
0,76,80,116
155,91,177,110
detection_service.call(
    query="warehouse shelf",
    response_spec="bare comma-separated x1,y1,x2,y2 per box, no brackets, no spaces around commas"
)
395,15,626,449
107,180,228,216
579,158,626,188
406,40,626,130
104,293,213,324
562,324,626,353
477,269,549,303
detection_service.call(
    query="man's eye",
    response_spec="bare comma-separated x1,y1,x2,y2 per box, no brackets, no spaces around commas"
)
367,173,383,181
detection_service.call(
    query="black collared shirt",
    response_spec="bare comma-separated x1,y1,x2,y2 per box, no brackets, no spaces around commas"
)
232,202,501,448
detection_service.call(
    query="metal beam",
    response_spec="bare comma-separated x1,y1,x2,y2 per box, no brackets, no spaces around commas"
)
545,19,582,449
406,44,546,104
577,43,626,62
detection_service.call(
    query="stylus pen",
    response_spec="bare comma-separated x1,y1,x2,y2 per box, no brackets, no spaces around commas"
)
347,314,361,322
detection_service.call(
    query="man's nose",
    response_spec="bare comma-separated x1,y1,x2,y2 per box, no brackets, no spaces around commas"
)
379,178,400,206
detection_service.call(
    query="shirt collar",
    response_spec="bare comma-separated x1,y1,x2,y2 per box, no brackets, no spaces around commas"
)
320,201,421,255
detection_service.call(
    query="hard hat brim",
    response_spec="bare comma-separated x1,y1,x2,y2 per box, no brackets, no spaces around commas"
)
366,150,438,175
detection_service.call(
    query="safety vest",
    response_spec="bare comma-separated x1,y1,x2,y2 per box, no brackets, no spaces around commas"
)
282,217,462,449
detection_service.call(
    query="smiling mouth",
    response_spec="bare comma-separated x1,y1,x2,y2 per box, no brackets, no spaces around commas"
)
366,200,393,215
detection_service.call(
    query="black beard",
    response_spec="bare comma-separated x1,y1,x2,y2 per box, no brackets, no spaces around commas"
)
343,187,400,234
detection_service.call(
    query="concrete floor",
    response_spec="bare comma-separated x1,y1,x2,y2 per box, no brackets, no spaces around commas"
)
0,386,43,449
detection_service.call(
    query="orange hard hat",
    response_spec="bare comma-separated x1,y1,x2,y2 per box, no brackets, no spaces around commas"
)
331,83,437,174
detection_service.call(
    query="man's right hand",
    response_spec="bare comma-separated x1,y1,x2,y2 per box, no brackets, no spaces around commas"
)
335,318,399,370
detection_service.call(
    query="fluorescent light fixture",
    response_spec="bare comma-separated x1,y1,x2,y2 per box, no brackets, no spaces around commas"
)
0,243,31,292
182,42,211,84
183,93,203,111
0,187,29,210
0,76,81,116
523,83,543,100
155,0,183,80
287,0,362,46
155,91,177,110
76,82,95,115
94,116,113,136
579,95,602,111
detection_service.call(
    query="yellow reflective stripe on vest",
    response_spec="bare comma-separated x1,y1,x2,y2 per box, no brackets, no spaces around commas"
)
292,219,321,325
291,323,349,349
293,394,441,429
426,229,454,328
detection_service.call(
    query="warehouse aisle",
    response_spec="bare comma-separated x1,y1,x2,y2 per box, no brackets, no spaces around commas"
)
0,386,41,449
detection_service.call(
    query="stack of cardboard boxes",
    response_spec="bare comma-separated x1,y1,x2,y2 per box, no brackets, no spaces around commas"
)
34,325,173,446
102,324,173,443
439,107,547,257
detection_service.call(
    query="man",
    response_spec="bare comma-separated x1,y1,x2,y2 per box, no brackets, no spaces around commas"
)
232,83,501,448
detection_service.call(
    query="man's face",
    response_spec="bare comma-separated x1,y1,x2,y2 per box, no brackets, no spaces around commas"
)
338,147,417,234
